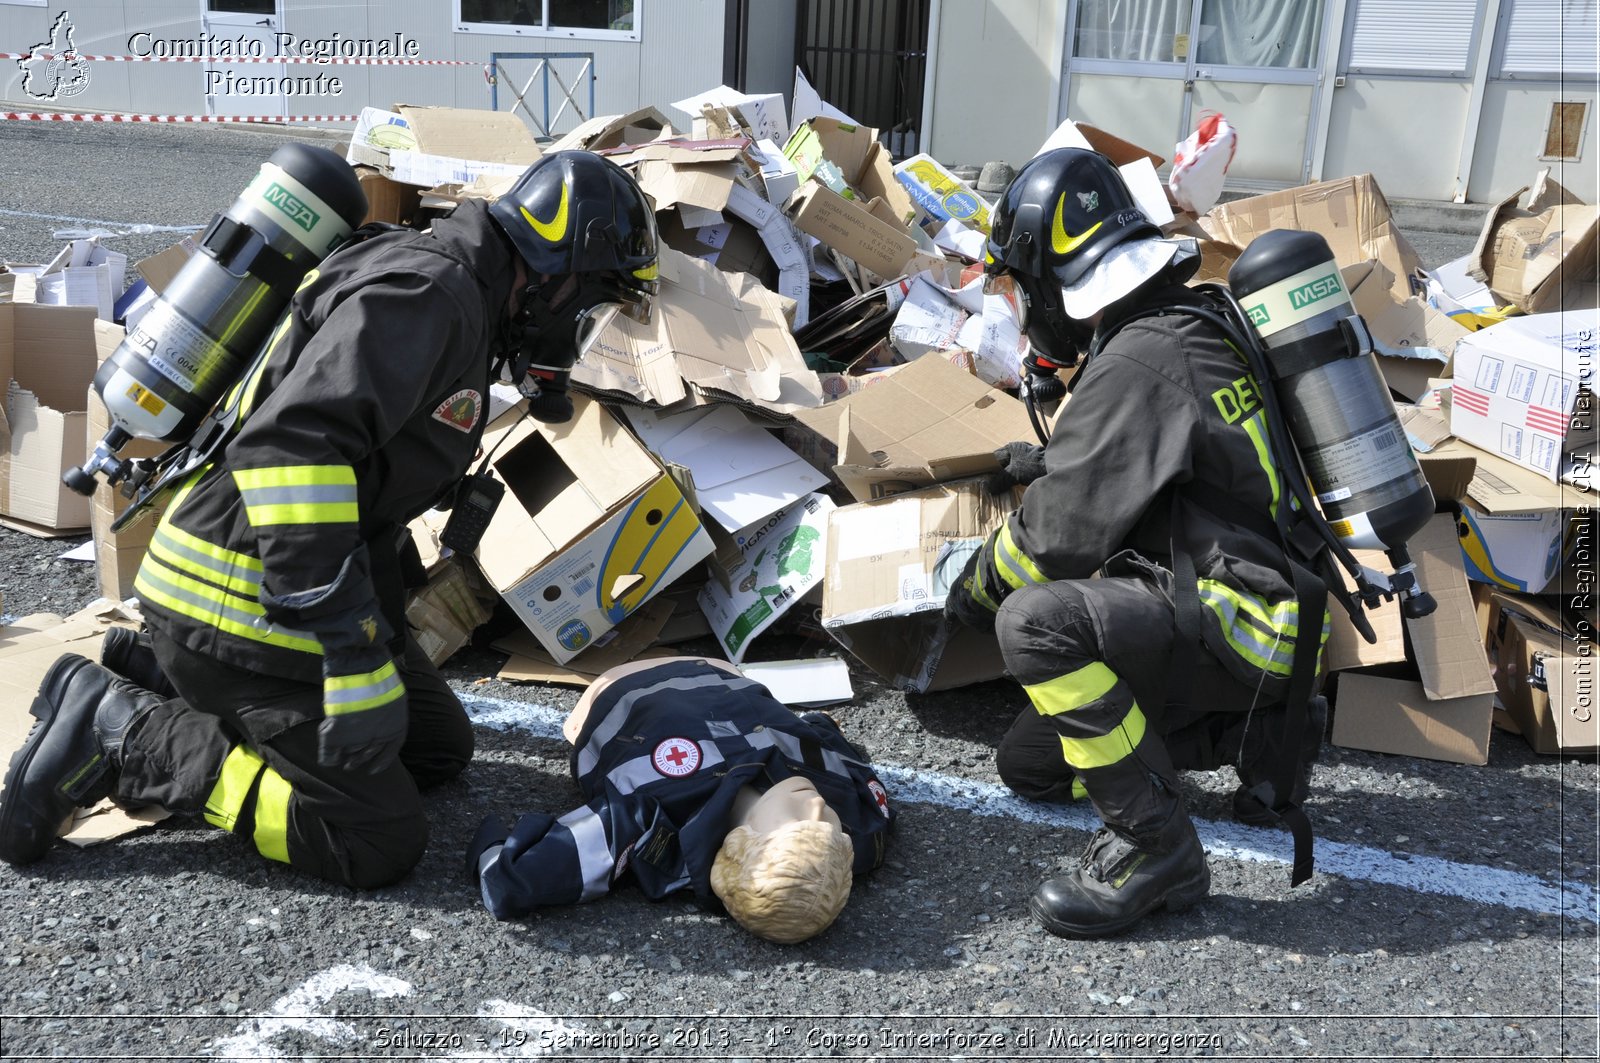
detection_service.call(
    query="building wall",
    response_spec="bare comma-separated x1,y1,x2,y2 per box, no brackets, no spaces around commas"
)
0,0,726,133
1471,81,1598,202
925,0,1067,167
1322,78,1472,200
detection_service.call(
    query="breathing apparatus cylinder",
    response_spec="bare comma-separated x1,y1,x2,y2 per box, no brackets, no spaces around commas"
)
1228,229,1436,618
65,143,367,496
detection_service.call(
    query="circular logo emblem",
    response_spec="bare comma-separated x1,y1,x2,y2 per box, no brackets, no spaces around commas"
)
652,737,702,778
868,779,890,818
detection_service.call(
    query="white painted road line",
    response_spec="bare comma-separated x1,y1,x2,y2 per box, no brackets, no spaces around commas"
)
456,689,1599,925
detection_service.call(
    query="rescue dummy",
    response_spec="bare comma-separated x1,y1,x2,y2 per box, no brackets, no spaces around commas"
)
0,151,660,889
946,148,1328,939
468,657,894,943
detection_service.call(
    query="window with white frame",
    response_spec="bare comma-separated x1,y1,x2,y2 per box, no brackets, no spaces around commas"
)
456,0,638,40
1345,0,1479,77
1497,0,1598,78
1072,0,1323,67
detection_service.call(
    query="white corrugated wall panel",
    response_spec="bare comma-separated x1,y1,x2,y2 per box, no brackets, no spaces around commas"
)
1500,0,1599,75
1347,0,1478,74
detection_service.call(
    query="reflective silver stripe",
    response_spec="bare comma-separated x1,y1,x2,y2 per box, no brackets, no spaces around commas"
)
137,560,315,645
1199,590,1295,673
237,483,359,509
324,669,405,711
151,527,262,595
605,742,726,795
767,729,851,779
477,844,505,910
577,673,763,777
558,806,616,902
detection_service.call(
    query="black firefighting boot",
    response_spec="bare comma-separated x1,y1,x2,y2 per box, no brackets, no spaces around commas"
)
1231,696,1327,828
1029,798,1210,939
0,655,161,866
101,627,179,700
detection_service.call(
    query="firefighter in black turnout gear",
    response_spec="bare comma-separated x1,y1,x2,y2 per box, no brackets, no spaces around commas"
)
0,151,660,889
946,148,1329,938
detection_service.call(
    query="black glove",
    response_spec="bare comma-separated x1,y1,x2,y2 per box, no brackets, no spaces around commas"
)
466,814,512,881
262,548,409,774
986,442,1047,494
944,547,998,634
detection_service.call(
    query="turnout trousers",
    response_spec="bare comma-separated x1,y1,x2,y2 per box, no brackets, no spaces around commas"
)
993,565,1299,834
113,631,474,889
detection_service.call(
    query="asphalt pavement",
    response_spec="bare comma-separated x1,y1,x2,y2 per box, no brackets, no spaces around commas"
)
0,121,1596,1062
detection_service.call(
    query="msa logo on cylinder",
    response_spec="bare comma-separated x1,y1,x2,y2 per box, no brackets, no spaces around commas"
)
263,182,321,233
1288,274,1343,310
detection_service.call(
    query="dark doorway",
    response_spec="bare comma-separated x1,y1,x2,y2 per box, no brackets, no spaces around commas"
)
792,0,931,158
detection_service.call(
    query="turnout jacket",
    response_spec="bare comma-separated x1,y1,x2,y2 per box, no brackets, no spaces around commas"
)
966,283,1328,694
135,201,515,684
471,659,894,920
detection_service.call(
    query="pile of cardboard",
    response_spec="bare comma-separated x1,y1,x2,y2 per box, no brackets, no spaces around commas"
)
1,86,1594,771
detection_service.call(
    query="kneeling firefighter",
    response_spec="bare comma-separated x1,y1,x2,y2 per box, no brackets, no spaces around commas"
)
946,147,1346,938
0,150,659,888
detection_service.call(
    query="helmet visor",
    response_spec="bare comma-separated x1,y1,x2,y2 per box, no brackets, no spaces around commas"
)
574,304,620,360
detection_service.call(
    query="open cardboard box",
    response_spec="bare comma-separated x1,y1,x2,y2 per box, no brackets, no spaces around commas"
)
1341,260,1468,402
0,303,103,534
1468,171,1599,315
380,104,542,188
784,117,918,280
1330,514,1498,764
821,479,1018,691
1200,174,1422,303
1485,590,1598,754
473,396,713,664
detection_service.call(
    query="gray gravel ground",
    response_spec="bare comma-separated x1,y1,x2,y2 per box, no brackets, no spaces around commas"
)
1,122,1596,1061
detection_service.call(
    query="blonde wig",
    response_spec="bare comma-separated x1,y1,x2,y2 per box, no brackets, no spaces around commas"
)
710,819,853,944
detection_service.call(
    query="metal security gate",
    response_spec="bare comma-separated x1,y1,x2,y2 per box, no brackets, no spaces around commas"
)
486,52,596,139
794,0,931,157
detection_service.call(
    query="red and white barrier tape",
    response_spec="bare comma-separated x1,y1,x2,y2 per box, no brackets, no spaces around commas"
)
0,51,474,66
0,111,361,123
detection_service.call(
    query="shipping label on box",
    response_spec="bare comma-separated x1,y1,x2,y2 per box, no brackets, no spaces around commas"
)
1449,309,1598,482
699,493,834,662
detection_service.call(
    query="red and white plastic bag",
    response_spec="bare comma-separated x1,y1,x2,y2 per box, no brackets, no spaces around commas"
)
1169,112,1237,214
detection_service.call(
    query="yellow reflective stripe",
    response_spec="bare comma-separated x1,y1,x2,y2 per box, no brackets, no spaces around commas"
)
324,660,405,715
1070,777,1089,800
134,557,322,655
1198,585,1295,677
1241,410,1281,520
147,530,262,598
1200,578,1302,637
233,466,359,527
1059,704,1148,770
252,766,293,864
239,272,315,421
968,568,999,612
202,745,266,833
232,465,356,490
999,522,1047,583
1026,662,1120,716
153,518,262,575
240,501,360,526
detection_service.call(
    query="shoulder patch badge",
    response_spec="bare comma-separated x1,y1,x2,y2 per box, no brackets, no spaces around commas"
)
432,389,482,433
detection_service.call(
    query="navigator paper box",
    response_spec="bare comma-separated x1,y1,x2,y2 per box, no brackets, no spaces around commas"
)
474,396,712,664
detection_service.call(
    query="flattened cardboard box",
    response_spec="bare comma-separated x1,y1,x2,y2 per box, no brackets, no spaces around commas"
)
0,602,167,844
827,354,1035,502
1200,174,1422,303
0,302,101,532
822,480,1018,692
1485,591,1599,754
474,396,713,665
1330,514,1497,764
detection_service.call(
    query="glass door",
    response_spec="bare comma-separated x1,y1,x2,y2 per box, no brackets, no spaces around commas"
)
1063,0,1327,183
202,0,288,118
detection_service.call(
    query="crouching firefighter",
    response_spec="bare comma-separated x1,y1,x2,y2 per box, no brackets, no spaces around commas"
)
0,151,660,888
946,147,1338,939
